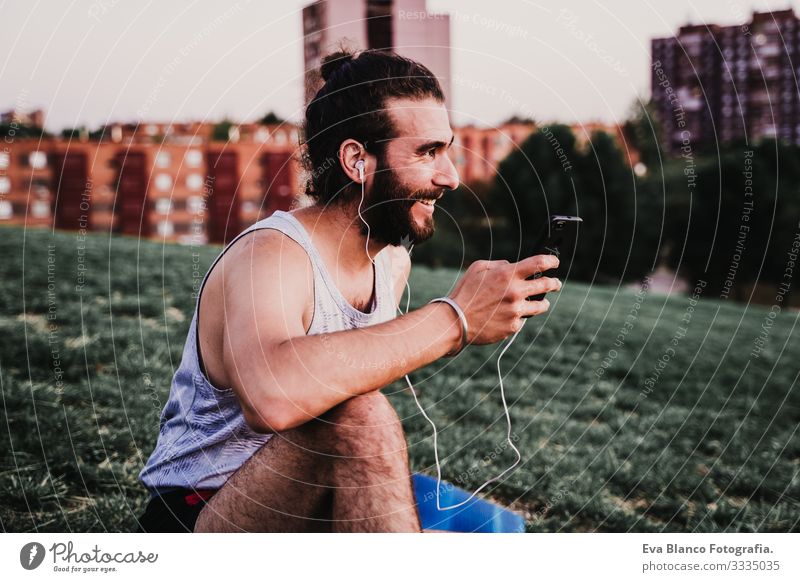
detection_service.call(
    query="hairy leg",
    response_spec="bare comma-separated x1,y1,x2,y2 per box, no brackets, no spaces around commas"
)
194,391,420,532
324,391,420,532
193,415,334,532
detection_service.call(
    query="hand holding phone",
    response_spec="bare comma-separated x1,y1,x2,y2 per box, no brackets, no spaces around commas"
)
526,215,582,302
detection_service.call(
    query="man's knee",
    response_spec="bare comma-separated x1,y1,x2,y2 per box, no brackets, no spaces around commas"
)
322,392,407,456
326,391,400,427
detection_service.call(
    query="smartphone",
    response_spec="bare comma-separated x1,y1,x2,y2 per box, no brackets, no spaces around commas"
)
525,215,582,302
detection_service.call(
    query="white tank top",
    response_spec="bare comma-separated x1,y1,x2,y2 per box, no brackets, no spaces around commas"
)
138,210,398,495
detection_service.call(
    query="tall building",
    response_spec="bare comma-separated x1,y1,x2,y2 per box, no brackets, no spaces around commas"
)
302,0,451,109
652,9,800,152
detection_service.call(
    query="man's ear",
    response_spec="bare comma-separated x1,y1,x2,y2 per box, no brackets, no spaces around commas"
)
339,139,368,183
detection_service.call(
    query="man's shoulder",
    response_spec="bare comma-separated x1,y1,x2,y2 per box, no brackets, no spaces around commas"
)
221,227,313,285
229,225,309,259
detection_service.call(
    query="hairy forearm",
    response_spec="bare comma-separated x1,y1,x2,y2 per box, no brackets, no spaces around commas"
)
262,302,461,429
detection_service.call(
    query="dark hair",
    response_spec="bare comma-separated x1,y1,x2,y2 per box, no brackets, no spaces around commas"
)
302,48,445,206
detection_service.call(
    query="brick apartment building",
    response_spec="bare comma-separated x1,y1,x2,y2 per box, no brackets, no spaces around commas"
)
451,121,537,184
0,117,639,243
0,122,301,245
652,9,800,152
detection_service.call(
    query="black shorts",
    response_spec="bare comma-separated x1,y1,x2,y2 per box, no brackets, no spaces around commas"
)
137,489,218,533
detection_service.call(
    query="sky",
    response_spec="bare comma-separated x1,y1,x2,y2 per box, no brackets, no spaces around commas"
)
0,0,796,132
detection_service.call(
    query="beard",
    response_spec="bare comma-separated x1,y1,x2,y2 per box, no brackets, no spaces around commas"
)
354,159,442,247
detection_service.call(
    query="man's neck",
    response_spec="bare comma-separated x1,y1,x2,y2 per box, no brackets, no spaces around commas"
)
293,202,387,275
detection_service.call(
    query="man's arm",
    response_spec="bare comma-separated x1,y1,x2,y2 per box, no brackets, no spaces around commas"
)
220,230,460,434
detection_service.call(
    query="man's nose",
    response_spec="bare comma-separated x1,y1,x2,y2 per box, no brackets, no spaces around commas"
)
434,153,460,191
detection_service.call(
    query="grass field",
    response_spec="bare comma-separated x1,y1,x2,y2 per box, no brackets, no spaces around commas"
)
1,225,799,532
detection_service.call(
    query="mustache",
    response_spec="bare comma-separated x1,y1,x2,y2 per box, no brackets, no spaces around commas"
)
367,169,443,203
410,185,444,201
394,189,444,203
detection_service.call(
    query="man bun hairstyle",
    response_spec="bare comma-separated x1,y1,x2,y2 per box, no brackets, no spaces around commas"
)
302,48,445,206
319,51,354,82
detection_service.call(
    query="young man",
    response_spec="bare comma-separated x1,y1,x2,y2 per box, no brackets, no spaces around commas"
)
137,49,561,532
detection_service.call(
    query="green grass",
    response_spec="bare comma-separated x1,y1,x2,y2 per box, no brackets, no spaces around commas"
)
1,225,799,532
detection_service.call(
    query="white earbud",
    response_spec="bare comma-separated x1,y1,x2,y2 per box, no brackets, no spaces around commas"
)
355,159,365,182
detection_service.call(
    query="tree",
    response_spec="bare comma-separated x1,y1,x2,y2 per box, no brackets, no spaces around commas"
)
622,100,665,169
0,123,49,138
491,124,580,263
61,127,87,140
502,114,536,125
575,130,653,283
650,139,798,300
259,111,284,125
486,125,655,283
211,119,235,142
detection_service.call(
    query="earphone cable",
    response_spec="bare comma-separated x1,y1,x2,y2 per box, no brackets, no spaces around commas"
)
356,169,522,511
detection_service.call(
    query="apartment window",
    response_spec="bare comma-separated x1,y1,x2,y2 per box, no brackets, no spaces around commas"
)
242,200,257,214
155,198,172,214
305,42,320,61
0,152,9,169
273,130,286,145
366,0,393,50
0,176,10,194
255,128,269,143
185,149,202,168
157,220,174,236
187,195,205,213
155,173,173,191
304,3,321,31
759,44,781,57
33,183,49,198
29,151,47,169
186,173,204,191
32,200,49,218
92,202,112,213
155,152,171,168
170,222,192,235
0,200,12,219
